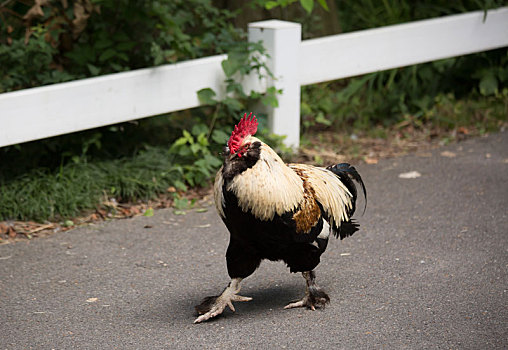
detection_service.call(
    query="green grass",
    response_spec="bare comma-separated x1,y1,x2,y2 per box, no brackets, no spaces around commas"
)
0,147,189,222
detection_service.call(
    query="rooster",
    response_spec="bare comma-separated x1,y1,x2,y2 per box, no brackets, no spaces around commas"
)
194,112,366,323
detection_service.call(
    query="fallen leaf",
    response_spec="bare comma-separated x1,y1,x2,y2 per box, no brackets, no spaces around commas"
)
86,297,98,303
143,208,154,217
23,0,48,21
8,227,16,238
457,126,469,135
440,151,456,158
72,0,94,39
399,171,421,179
196,224,211,228
120,208,131,216
364,157,378,164
27,223,55,234
130,206,141,215
196,208,208,213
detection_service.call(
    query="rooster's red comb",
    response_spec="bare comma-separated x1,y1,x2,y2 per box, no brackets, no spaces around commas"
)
227,112,258,154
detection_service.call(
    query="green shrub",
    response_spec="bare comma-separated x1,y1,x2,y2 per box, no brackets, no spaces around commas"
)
301,0,508,132
0,0,240,92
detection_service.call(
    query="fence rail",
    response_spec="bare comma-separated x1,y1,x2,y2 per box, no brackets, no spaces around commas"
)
1,7,507,149
0,55,227,148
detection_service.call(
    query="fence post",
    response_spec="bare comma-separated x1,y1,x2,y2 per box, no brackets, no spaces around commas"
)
248,20,302,149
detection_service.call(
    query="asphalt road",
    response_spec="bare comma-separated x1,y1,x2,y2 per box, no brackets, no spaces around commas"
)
1,131,507,349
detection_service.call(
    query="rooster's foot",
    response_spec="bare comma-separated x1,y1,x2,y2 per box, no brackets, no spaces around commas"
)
284,290,329,310
284,271,330,310
194,278,251,323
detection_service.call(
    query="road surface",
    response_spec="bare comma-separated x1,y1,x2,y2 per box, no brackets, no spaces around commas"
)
1,131,507,349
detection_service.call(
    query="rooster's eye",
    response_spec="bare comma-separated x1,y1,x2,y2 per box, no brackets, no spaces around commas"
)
238,143,251,156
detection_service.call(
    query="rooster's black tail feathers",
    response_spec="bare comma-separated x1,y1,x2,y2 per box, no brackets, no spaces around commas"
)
326,163,367,215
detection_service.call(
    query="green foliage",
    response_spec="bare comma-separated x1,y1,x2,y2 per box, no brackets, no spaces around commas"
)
335,0,508,31
169,128,222,187
195,38,284,149
0,0,240,92
421,91,508,133
0,26,73,91
254,0,328,14
301,0,508,133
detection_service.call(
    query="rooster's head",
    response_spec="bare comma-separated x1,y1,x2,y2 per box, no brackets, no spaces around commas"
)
227,112,258,158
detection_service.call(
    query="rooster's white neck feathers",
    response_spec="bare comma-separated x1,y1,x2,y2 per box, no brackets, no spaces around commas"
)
226,141,304,221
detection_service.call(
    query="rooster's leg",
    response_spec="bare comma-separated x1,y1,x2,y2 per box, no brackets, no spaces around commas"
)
194,278,252,323
284,271,330,310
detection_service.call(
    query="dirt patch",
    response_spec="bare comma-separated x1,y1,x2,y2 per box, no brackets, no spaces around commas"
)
294,123,502,166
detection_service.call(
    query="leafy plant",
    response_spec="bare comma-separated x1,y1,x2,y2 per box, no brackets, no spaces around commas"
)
0,0,240,92
253,0,329,14
169,128,222,188
301,0,508,134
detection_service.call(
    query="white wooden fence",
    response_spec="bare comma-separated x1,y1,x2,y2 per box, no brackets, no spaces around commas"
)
1,7,507,149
